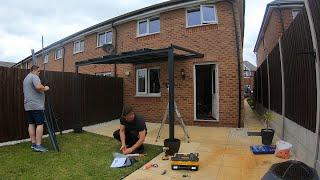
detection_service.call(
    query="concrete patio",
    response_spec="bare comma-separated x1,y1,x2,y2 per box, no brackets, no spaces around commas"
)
84,101,286,179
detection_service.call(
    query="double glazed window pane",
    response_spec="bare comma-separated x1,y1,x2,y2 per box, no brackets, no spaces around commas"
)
98,33,106,46
149,18,160,34
202,6,215,22
187,9,201,26
139,21,148,35
149,69,160,93
138,70,146,93
106,31,112,43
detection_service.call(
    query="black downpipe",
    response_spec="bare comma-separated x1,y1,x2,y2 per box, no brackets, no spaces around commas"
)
227,0,243,128
112,22,118,77
62,46,66,73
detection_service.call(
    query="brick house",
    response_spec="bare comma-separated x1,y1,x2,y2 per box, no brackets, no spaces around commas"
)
243,61,256,96
254,0,304,67
14,0,244,127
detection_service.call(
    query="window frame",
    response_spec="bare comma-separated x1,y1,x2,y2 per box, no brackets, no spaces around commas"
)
136,68,148,95
137,16,160,37
73,40,84,54
97,30,113,47
186,4,218,28
43,54,49,64
55,48,63,60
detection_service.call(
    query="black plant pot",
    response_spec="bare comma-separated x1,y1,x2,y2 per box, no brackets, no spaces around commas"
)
164,138,181,156
261,128,275,145
73,126,83,133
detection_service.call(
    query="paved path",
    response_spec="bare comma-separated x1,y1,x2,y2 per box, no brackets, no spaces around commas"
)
85,100,284,180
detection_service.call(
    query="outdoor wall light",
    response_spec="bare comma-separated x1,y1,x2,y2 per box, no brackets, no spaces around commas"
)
181,69,186,80
125,71,130,76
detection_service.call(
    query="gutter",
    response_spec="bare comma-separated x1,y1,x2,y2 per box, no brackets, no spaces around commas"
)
226,0,243,128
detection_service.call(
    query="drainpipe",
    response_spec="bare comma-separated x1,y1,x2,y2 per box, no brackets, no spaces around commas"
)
226,0,243,128
304,0,320,169
112,22,118,78
62,46,66,72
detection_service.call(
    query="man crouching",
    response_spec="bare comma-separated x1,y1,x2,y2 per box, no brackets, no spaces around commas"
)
113,105,147,154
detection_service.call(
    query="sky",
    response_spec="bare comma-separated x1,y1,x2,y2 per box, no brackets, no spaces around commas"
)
0,0,273,66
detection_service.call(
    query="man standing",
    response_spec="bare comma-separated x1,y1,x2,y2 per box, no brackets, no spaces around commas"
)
23,65,50,152
113,106,147,154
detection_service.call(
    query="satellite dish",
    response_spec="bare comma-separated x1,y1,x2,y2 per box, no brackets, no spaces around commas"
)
102,44,116,55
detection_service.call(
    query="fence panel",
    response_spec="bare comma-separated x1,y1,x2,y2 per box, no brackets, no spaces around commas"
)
0,67,123,143
261,60,269,108
268,44,283,114
282,8,317,132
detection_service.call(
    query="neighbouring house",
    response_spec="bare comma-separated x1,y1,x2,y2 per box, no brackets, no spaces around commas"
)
254,0,304,67
254,0,320,170
243,61,256,97
0,61,15,68
13,0,245,127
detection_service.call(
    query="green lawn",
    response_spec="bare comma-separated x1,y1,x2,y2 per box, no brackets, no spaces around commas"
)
0,132,162,179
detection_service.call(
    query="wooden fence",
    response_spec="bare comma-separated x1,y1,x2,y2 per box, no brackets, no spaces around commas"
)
0,67,123,143
254,7,318,132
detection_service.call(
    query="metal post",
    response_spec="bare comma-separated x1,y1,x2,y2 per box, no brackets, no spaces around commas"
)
266,56,271,111
168,46,175,140
279,39,286,139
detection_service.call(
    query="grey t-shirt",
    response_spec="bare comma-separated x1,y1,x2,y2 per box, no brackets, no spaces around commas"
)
23,73,45,111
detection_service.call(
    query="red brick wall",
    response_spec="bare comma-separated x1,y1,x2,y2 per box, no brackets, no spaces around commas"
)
256,9,294,67
26,1,242,127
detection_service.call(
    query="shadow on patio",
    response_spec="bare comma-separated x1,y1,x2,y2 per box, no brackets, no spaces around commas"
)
84,101,285,180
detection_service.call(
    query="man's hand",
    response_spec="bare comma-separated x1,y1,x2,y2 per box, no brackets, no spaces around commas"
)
123,147,133,155
44,86,50,91
120,144,126,153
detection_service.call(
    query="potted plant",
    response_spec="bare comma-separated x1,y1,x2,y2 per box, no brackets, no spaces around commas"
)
261,111,275,145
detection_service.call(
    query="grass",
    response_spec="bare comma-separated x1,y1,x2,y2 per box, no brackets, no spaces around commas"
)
0,132,162,180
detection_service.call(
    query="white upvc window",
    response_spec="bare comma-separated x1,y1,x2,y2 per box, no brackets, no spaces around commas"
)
292,9,300,19
136,67,161,96
55,48,63,60
97,31,112,47
74,40,84,54
95,72,113,77
186,5,218,27
43,54,49,64
137,17,160,37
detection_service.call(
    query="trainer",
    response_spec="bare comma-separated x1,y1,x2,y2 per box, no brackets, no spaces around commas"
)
113,105,147,154
23,65,50,152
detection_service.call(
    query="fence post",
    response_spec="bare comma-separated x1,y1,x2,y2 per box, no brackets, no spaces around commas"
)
279,38,285,140
266,55,271,111
260,68,263,107
304,0,320,169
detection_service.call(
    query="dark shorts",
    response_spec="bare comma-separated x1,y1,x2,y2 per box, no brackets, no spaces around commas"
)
26,110,45,125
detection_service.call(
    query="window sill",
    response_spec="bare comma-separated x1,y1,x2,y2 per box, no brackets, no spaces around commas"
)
194,119,219,122
135,94,161,98
73,51,83,55
55,58,62,60
96,43,113,48
136,32,160,38
186,22,218,29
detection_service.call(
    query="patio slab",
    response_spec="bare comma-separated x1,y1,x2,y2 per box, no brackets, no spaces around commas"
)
84,101,289,179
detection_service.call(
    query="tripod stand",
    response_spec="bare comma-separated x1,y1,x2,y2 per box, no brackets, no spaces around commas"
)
155,101,190,143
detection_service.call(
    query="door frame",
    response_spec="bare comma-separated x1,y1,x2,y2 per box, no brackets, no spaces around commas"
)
193,62,219,122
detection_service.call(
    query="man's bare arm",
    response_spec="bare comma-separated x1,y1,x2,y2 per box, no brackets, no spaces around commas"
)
129,130,146,152
119,125,126,148
35,84,49,92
